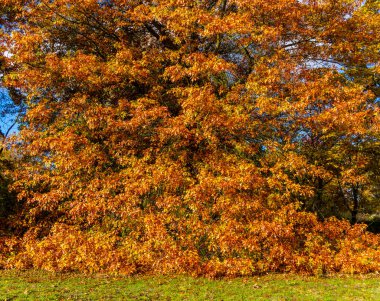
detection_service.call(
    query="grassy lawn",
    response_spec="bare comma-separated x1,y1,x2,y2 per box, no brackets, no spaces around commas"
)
0,270,379,300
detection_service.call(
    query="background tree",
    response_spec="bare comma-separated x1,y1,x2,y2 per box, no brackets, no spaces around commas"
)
0,1,25,226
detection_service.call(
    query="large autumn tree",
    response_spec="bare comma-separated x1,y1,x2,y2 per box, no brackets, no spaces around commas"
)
0,0,379,276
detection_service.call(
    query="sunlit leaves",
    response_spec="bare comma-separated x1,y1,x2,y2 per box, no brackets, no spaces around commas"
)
0,0,379,276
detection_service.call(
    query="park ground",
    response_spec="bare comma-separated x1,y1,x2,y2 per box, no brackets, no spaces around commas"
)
0,270,380,300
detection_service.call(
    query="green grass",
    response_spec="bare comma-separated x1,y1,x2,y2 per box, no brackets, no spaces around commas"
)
0,270,379,300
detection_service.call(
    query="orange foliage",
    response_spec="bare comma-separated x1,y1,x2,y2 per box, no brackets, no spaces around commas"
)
0,0,379,276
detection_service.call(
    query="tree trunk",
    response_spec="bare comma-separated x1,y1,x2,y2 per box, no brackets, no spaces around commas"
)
351,184,359,224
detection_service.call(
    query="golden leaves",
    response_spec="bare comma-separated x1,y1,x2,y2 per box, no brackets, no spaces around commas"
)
1,0,380,277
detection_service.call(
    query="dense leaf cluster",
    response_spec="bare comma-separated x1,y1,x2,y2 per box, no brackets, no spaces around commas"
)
0,0,379,276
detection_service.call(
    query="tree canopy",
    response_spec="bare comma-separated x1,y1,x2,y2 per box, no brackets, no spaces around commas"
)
0,0,379,276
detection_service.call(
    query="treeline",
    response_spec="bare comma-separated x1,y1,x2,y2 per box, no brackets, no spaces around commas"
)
0,0,379,276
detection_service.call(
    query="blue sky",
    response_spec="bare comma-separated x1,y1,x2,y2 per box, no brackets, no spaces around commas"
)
0,88,19,137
